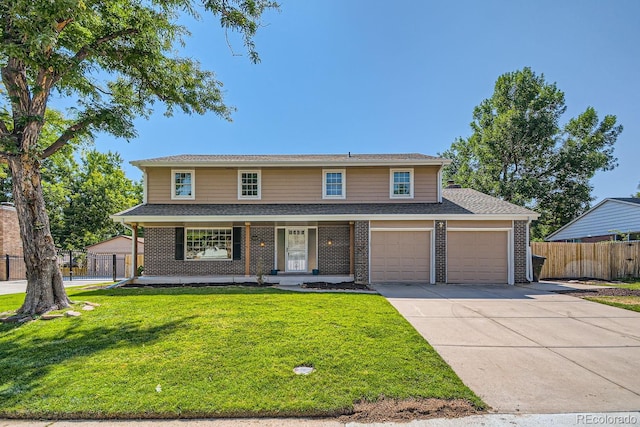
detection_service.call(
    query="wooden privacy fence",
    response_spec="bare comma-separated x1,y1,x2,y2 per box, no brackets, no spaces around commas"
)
531,241,640,280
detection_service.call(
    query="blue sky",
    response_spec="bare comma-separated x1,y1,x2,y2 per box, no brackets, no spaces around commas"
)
90,0,639,203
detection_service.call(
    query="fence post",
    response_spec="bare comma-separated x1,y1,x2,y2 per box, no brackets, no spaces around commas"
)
5,254,9,281
69,250,73,281
112,254,117,282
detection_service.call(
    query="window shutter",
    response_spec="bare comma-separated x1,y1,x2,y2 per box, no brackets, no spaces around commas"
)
233,227,242,260
175,227,184,260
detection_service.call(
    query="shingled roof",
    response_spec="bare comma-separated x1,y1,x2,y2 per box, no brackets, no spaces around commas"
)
131,153,450,167
113,188,537,221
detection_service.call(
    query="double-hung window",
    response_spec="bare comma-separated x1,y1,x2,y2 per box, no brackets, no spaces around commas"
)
390,168,414,198
238,170,261,199
171,169,195,200
322,169,346,199
185,228,232,260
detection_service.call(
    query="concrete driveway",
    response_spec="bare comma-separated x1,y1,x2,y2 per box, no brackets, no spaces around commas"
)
374,282,640,414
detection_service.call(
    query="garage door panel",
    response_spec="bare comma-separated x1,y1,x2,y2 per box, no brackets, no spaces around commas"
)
447,231,508,284
371,231,430,283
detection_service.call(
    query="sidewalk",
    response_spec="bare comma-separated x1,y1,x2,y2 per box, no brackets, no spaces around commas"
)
1,412,639,426
0,279,113,295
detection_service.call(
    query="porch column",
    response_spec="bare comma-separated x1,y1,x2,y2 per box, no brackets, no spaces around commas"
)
349,221,355,275
132,224,139,278
245,222,251,276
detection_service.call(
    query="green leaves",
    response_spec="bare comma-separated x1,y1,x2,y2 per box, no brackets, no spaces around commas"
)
1,0,278,157
442,67,622,240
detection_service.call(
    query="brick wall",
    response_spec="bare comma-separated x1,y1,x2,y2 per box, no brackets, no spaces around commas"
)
248,226,275,277
0,205,24,280
354,221,369,284
435,220,447,283
514,220,528,283
318,225,350,275
145,227,246,276
0,205,23,256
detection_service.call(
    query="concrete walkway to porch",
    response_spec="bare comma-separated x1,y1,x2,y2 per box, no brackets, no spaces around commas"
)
373,281,640,414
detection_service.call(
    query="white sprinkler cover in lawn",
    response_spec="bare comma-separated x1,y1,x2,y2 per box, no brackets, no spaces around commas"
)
293,366,314,375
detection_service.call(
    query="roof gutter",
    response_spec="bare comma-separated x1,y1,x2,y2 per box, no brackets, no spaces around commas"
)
111,212,539,225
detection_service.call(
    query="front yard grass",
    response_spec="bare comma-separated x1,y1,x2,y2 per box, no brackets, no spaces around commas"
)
0,286,484,419
585,296,640,313
612,279,640,290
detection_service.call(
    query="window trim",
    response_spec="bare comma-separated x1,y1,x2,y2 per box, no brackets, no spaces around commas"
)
322,169,346,200
184,227,233,261
238,170,262,200
171,169,195,200
389,168,414,199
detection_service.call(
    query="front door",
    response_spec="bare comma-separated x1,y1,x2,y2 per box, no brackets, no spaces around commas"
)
286,228,307,272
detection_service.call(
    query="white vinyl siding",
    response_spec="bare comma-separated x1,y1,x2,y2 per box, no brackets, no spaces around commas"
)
171,169,195,200
548,200,640,241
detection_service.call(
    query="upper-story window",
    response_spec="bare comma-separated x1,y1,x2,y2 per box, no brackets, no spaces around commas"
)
390,168,414,198
171,169,195,200
323,169,346,199
238,170,261,199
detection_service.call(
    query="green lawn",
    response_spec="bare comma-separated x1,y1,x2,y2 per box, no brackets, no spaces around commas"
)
0,286,484,419
611,279,640,290
585,296,640,313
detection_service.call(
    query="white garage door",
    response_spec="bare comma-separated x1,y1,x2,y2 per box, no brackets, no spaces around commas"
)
370,231,430,282
447,231,509,284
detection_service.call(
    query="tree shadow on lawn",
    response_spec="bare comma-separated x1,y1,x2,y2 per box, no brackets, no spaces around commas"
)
0,316,192,411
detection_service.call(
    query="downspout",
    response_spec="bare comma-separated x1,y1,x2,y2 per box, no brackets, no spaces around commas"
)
437,167,443,203
526,218,533,282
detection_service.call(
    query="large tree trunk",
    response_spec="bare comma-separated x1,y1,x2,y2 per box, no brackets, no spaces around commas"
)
8,154,71,316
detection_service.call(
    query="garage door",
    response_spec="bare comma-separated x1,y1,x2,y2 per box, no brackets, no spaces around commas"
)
447,231,508,284
370,231,430,282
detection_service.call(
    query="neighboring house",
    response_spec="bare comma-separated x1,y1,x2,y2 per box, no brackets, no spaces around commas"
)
112,153,539,284
85,235,145,255
545,198,640,242
0,202,25,280
0,202,23,257
82,236,145,278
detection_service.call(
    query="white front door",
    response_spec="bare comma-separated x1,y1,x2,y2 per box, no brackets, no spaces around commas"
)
286,228,307,272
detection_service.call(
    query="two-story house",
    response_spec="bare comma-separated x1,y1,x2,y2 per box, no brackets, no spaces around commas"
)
112,153,539,284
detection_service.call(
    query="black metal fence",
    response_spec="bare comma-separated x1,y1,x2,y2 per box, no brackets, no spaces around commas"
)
3,255,26,280
3,250,126,281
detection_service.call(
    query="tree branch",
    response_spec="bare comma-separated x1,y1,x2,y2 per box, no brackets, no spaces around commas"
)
71,28,140,65
0,120,8,135
41,118,93,159
51,28,140,86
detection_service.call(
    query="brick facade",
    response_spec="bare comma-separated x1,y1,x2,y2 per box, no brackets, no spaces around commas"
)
354,221,369,284
0,204,23,256
145,227,246,276
435,220,447,283
0,204,25,280
144,219,532,285
145,225,349,277
248,226,275,277
318,225,350,275
514,220,529,283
